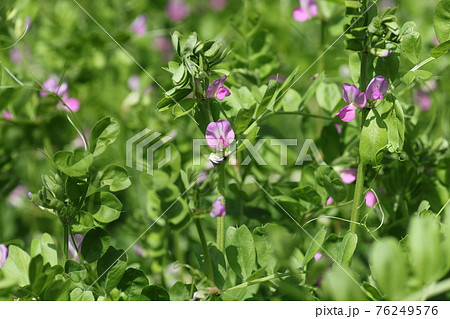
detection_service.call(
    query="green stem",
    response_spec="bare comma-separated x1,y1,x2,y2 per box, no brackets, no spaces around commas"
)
349,45,369,233
260,111,335,122
360,51,368,91
221,273,289,293
216,216,225,253
350,161,365,233
63,223,69,260
194,219,215,285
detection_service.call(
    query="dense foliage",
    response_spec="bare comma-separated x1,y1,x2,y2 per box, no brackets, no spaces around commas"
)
0,0,449,301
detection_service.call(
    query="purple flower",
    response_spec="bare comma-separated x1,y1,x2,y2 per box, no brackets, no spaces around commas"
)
365,191,377,207
2,110,13,120
268,74,287,83
61,96,81,112
134,245,146,258
130,15,147,36
211,196,226,218
128,75,140,91
337,83,367,122
0,244,9,268
40,75,80,112
341,168,357,184
433,36,440,46
326,196,334,205
414,89,432,111
210,0,228,11
68,234,84,264
366,76,388,101
314,251,323,262
379,0,395,10
206,76,231,101
196,171,208,185
10,47,23,65
40,75,68,97
293,0,318,22
7,185,27,207
154,36,172,52
334,124,342,134
166,1,190,22
379,49,392,58
205,119,235,150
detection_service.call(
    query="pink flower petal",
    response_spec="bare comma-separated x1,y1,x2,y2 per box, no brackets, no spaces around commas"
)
63,97,81,112
0,244,8,268
337,104,356,122
342,83,366,108
366,76,388,100
216,87,231,100
205,119,235,150
166,1,190,22
210,0,227,11
130,15,147,36
2,110,13,120
314,251,323,262
211,196,226,217
365,191,377,207
341,168,357,184
68,234,84,264
326,196,334,205
414,89,432,111
293,7,309,22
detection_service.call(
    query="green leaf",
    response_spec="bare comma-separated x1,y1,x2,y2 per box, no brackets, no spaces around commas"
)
171,31,181,56
87,192,123,223
349,52,361,84
157,88,192,111
81,228,111,263
65,260,87,283
337,233,358,266
315,166,347,202
359,107,388,166
208,243,227,289
252,224,277,274
140,285,170,301
100,165,131,192
28,255,45,295
30,233,58,267
225,225,256,280
302,227,327,267
254,80,280,118
316,82,340,113
431,39,450,58
70,288,95,301
172,98,195,118
384,97,405,153
53,149,93,177
298,73,325,109
370,238,409,300
169,282,194,301
293,185,322,206
117,268,149,301
97,247,127,293
408,215,444,284
89,117,120,157
1,245,31,286
234,106,254,135
43,279,70,301
401,31,422,64
433,0,450,43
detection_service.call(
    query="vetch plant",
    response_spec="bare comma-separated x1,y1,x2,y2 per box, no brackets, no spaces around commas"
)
0,0,449,302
